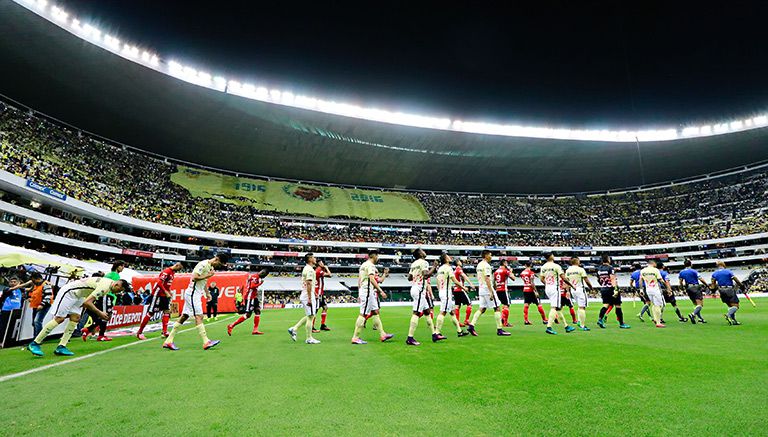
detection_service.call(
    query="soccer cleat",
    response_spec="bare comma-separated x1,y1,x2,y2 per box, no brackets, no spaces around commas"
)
28,342,43,357
288,328,297,342
699,318,707,324
97,336,112,342
554,318,560,324
136,333,147,340
660,319,666,324
637,313,645,322
227,324,233,336
723,314,732,325
597,318,606,329
406,337,421,346
503,322,512,327
252,330,264,335
655,323,666,328
524,320,532,325
581,326,591,331
306,338,321,344
320,324,331,331
54,345,74,356
467,324,478,336
162,332,170,338
163,342,179,350
545,327,557,335
542,320,548,325
688,314,696,324
565,326,576,333
458,331,469,337
203,339,221,350
731,320,742,326
459,322,467,327
497,329,511,336
619,324,631,329
432,333,447,342
312,329,321,333
380,333,394,342
679,317,689,323
351,338,367,345
81,328,90,341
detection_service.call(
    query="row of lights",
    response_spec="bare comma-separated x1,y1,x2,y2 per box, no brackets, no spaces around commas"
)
17,0,768,143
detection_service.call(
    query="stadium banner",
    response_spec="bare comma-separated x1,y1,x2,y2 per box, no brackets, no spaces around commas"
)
107,305,146,329
122,248,154,258
131,272,249,313
170,166,430,221
25,179,67,200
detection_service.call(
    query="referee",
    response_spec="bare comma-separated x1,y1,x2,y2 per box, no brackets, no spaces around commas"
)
206,282,220,320
710,261,744,325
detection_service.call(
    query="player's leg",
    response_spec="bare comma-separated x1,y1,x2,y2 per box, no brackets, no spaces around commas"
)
693,297,705,322
193,313,218,349
164,313,189,347
468,296,488,335
523,302,531,324
407,290,425,345
138,293,157,338
252,306,263,335
407,310,422,345
320,298,330,330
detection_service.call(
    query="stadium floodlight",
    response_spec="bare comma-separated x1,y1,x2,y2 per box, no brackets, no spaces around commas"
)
699,125,712,135
682,126,700,136
104,34,120,50
713,123,730,133
753,115,767,125
255,87,269,99
730,120,743,130
34,0,47,11
51,5,67,22
122,44,139,59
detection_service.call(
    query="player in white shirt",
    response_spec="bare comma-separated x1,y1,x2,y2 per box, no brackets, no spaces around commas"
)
467,250,511,337
539,253,576,335
288,253,321,344
163,253,228,350
406,249,440,346
351,250,394,344
564,257,594,331
28,276,128,357
640,260,667,328
435,254,470,338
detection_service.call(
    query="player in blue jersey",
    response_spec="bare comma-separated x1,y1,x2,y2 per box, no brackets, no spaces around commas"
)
630,263,652,322
657,262,688,323
710,261,744,325
678,259,710,324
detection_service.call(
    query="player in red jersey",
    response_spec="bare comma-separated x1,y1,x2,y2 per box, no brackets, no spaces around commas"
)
494,260,515,327
452,259,475,326
520,260,548,325
137,262,183,340
313,260,332,332
228,267,270,335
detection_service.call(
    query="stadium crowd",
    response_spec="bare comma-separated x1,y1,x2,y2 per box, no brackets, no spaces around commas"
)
2,103,768,248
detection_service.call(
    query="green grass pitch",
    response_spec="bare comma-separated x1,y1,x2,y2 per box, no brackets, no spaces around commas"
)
1,300,765,436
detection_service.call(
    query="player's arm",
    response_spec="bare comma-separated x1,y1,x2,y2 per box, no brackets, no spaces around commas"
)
583,276,594,290
559,273,574,290
663,277,672,295
698,276,708,287
610,273,620,296
449,273,468,291
304,277,314,298
371,273,387,299
323,265,332,277
482,273,493,291
158,276,172,297
461,272,475,289
733,275,745,291
83,294,109,320
379,268,390,283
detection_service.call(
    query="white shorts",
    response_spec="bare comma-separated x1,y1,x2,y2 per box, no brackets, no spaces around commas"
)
646,289,664,307
478,293,498,310
301,297,317,316
51,286,85,318
410,284,431,313
438,293,454,313
572,289,588,308
545,288,562,308
182,290,204,317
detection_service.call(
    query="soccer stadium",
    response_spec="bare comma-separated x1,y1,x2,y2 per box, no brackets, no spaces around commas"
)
1,1,767,435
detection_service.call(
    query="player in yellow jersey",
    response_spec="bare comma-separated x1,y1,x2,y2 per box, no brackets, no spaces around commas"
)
288,253,321,344
351,250,394,344
434,253,470,339
640,260,667,328
539,253,576,335
406,249,440,345
28,276,129,357
564,257,594,331
467,250,511,336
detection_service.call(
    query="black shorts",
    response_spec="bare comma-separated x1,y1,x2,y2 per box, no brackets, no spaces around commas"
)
496,291,510,306
453,291,471,306
147,294,170,312
719,287,740,305
317,294,328,308
664,293,677,304
600,287,621,305
686,285,703,302
560,295,573,308
243,297,260,314
523,292,540,305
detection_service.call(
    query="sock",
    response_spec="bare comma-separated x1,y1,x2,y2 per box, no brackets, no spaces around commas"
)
436,313,445,332
606,305,614,315
578,308,587,326
58,320,78,346
727,306,738,320
640,304,649,316
451,313,462,332
196,323,210,344
321,312,327,325
425,314,437,334
470,308,482,326
547,308,557,327
569,307,577,323
675,307,684,320
465,306,472,323
598,307,608,321
165,322,181,344
454,308,460,321
494,311,503,329
501,307,509,325
652,305,662,324
557,311,568,327
523,305,530,321
408,314,419,337
371,314,385,335
616,307,624,324
537,305,547,320
98,321,107,336
305,316,314,339
693,305,703,318
253,315,260,330
162,314,170,333
34,319,60,344
364,313,372,321
352,315,365,339
138,314,151,334
232,315,247,327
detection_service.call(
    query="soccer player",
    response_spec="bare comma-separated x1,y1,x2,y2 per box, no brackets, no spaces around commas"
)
351,250,394,344
539,253,576,335
468,250,510,336
631,263,652,322
27,277,129,356
314,260,332,332
558,276,578,325
435,253,470,338
520,260,547,325
679,259,709,324
406,249,442,345
710,261,744,325
494,259,515,327
163,254,228,350
657,262,687,323
565,257,594,330
452,259,474,326
288,253,321,344
228,268,270,335
364,267,390,330
81,287,117,342
640,260,667,328
595,255,630,329
137,262,182,340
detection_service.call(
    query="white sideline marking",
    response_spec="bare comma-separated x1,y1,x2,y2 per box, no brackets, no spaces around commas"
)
0,316,234,383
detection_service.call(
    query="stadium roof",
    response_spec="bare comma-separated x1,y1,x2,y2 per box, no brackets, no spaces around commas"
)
3,0,768,194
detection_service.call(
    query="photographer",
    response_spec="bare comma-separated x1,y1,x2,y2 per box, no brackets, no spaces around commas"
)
9,273,54,336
